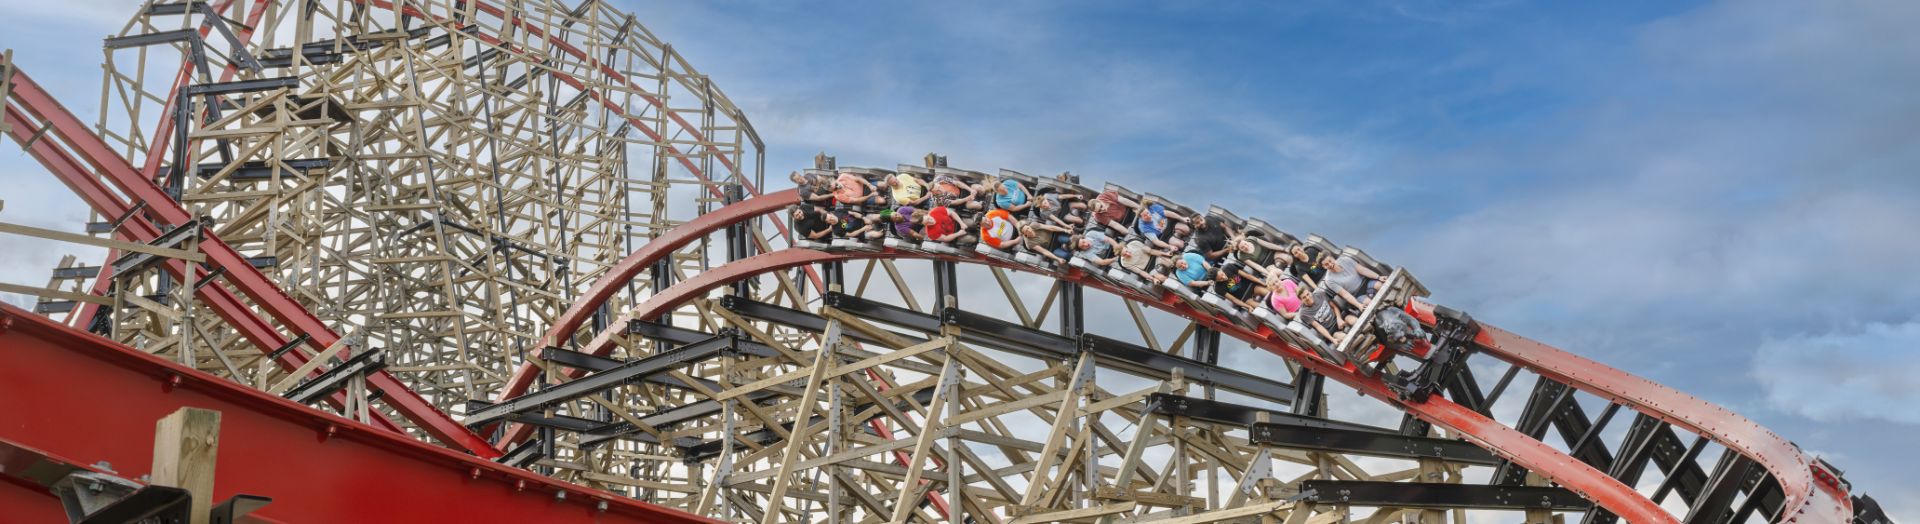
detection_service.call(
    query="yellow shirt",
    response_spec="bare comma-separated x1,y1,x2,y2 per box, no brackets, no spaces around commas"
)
890,174,926,203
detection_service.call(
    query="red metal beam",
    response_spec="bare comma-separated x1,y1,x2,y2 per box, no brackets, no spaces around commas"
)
539,189,800,350
2,102,407,436
1406,303,1852,522
2,68,499,458
0,305,722,523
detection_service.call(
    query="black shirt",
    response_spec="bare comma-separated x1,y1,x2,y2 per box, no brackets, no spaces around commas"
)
1290,259,1325,285
832,209,862,238
794,208,830,240
1214,262,1254,299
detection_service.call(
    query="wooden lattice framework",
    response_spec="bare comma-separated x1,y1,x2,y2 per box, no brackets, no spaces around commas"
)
72,0,762,417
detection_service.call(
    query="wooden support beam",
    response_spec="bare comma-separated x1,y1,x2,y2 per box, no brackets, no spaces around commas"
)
0,220,205,262
152,407,221,524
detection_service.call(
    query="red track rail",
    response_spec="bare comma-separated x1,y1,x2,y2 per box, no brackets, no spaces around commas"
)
493,191,1854,522
0,304,721,523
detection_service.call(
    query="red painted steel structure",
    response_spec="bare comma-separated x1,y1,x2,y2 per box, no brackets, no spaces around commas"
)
482,187,1857,521
1406,305,1855,522
0,304,721,523
1,68,501,458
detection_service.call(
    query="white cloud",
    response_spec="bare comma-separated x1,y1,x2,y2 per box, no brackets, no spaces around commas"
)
1752,320,1920,425
0,0,132,30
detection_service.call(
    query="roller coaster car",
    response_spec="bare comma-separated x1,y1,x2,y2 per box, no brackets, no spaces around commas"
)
1199,293,1256,326
932,166,991,186
1206,205,1247,232
1303,234,1339,256
1012,251,1057,272
893,164,936,182
1160,276,1201,302
882,237,921,252
1067,255,1097,273
1256,313,1340,363
1102,182,1143,203
1341,246,1391,276
795,238,831,251
918,241,967,257
830,238,882,252
974,243,1018,262
1335,268,1431,370
1104,267,1151,293
1159,278,1229,317
1385,304,1478,403
996,169,1039,187
1146,192,1200,220
1038,176,1096,201
1246,218,1299,249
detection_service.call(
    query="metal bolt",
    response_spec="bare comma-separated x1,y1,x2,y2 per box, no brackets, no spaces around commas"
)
554,490,567,502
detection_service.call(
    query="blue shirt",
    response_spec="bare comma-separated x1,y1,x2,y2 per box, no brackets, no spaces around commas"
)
994,179,1027,209
1174,252,1210,284
1137,203,1167,238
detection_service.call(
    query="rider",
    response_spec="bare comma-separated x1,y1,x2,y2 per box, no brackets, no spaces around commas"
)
922,205,976,245
980,208,1022,250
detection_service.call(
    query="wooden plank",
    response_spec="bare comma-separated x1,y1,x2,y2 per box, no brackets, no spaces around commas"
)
152,407,222,524
1133,499,1300,524
0,220,205,262
1009,502,1136,524
0,282,113,305
266,334,355,394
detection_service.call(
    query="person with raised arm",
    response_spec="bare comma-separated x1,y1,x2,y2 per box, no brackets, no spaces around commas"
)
833,170,885,208
921,205,976,245
887,172,930,208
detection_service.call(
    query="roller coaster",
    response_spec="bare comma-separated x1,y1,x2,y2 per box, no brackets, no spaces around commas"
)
0,1,1897,522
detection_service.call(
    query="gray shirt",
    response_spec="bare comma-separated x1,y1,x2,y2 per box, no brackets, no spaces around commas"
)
1322,255,1366,296
1303,290,1338,328
1075,229,1112,259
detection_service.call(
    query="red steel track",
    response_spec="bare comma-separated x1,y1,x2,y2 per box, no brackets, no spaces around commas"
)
490,191,1854,523
0,304,721,523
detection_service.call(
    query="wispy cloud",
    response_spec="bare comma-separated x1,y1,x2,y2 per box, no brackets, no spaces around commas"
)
1752,319,1920,425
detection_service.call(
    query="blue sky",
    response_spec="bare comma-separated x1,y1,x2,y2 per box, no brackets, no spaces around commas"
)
1,0,1915,516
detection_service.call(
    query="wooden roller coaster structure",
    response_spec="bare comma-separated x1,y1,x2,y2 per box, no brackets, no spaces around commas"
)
0,1,1893,522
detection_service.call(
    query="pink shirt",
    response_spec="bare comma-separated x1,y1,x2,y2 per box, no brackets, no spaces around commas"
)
1268,278,1302,313
834,173,868,204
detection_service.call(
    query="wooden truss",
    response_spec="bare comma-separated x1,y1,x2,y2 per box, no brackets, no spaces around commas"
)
55,0,762,422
